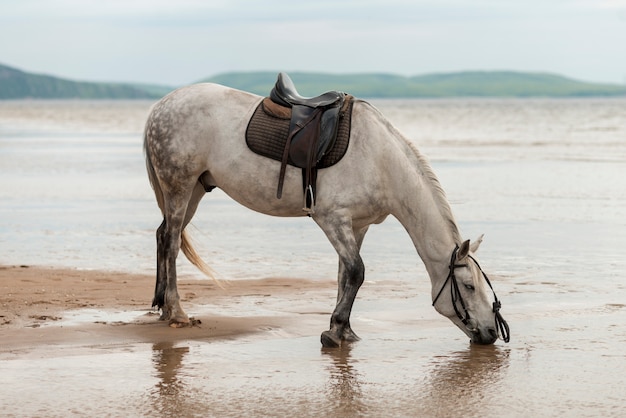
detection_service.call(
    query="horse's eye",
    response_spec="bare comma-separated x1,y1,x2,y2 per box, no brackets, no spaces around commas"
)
464,284,475,291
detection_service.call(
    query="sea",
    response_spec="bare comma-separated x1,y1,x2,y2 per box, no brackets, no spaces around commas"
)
1,97,625,416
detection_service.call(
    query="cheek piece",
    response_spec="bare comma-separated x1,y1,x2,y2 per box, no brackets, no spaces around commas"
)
432,245,510,343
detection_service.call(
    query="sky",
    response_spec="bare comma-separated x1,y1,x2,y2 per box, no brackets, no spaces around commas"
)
1,0,625,86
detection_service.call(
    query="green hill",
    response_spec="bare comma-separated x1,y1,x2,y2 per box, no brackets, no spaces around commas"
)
2,62,625,99
202,71,626,98
0,63,172,99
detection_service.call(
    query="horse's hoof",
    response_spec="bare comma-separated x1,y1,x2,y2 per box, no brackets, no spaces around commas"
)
321,331,341,348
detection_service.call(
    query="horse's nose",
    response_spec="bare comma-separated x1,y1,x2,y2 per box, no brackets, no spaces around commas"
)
480,327,498,344
472,327,498,345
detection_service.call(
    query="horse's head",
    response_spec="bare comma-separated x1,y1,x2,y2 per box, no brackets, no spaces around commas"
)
432,236,510,345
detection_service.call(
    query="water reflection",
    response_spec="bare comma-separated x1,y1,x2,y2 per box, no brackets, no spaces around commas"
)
417,344,511,416
322,345,367,416
149,342,191,416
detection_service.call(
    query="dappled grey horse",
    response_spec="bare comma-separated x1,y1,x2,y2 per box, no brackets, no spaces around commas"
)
143,78,509,347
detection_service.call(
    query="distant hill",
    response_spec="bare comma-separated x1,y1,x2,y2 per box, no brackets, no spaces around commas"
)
0,63,172,99
2,62,625,99
203,71,626,98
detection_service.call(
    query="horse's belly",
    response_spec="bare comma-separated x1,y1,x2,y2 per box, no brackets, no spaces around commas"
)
208,155,309,217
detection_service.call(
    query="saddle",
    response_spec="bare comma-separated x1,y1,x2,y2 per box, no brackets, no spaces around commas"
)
268,72,346,213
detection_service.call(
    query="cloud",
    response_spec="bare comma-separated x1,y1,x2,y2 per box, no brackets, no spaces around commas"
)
1,0,625,85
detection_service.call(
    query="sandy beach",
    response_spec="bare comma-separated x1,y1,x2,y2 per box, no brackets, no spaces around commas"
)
0,264,338,352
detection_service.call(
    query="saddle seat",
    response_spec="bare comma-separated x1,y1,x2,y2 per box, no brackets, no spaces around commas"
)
270,72,344,108
268,73,346,214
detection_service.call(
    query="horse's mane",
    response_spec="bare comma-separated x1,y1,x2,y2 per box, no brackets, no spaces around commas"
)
403,138,462,244
361,100,462,244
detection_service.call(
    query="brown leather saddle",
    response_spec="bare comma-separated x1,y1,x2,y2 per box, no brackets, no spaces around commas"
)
246,72,353,214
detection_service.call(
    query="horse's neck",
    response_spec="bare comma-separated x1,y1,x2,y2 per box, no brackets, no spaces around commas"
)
388,137,460,283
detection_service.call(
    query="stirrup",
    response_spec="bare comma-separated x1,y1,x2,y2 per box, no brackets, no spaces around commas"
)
302,185,315,215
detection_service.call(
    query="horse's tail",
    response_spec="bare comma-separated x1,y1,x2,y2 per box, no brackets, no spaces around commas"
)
180,229,218,281
143,123,218,283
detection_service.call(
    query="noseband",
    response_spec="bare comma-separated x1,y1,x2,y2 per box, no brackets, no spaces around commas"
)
432,245,510,343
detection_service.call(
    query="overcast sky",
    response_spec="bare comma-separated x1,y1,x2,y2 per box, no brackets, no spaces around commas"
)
1,0,625,86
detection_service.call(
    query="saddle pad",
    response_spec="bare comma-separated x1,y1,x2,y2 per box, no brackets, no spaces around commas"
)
245,95,354,169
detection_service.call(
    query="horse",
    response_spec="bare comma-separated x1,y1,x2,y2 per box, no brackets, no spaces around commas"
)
143,81,510,347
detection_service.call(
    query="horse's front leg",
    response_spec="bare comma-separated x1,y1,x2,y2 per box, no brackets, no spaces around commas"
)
322,255,364,348
335,226,369,304
324,257,364,347
317,218,366,348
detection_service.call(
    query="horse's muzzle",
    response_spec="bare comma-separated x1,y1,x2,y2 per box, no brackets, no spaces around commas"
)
470,327,498,345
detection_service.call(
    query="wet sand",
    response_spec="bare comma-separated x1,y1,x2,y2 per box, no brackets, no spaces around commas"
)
2,264,626,417
0,265,337,350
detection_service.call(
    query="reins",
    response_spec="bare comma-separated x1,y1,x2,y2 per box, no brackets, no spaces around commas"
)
432,245,510,343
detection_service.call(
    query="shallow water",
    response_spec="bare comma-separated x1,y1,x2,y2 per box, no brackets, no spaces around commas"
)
1,98,626,416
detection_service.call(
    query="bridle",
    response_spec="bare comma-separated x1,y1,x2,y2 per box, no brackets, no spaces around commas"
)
432,245,510,343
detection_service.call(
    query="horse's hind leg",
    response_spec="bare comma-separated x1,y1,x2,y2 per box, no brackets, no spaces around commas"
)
154,181,206,325
153,218,168,315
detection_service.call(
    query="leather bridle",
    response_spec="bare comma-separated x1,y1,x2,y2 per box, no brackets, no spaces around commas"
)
432,245,510,343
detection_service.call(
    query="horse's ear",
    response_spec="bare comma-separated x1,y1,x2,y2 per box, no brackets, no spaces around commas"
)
457,239,471,260
470,234,484,253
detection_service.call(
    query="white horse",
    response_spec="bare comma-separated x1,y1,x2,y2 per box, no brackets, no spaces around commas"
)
144,82,509,347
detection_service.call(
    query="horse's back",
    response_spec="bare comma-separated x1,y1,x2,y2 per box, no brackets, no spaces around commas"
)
144,83,400,219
